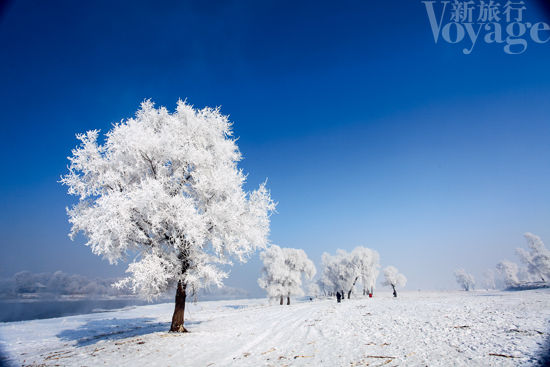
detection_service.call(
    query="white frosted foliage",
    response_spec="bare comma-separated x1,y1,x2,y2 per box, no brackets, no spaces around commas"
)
352,247,380,293
61,100,275,300
517,233,550,283
382,266,407,289
258,245,316,301
495,233,550,288
318,247,380,296
482,269,496,290
496,261,520,287
454,268,475,291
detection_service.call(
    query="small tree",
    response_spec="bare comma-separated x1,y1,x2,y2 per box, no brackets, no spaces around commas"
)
61,100,275,332
454,269,475,291
496,261,519,287
258,245,316,305
382,266,406,297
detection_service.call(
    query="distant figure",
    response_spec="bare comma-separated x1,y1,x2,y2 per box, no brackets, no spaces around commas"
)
336,291,342,303
369,293,373,298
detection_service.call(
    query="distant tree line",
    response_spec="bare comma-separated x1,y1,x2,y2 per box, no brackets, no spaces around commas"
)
0,271,133,299
496,233,550,289
455,233,550,291
258,245,408,302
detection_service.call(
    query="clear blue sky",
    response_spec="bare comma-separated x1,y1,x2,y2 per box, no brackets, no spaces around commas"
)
1,0,549,294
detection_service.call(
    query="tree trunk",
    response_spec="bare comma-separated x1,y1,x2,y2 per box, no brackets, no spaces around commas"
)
392,284,397,298
348,276,359,299
170,281,188,332
287,296,290,305
363,289,366,296
280,295,283,305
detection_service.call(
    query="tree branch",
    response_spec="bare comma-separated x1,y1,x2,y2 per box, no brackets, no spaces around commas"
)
140,151,157,179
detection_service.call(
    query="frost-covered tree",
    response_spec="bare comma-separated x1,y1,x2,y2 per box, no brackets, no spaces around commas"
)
516,233,550,283
382,266,406,297
494,233,550,289
319,252,341,296
482,269,496,290
351,247,380,296
258,245,316,305
320,250,356,299
496,261,520,287
316,274,333,296
307,282,321,299
454,269,475,291
61,100,275,332
319,247,380,299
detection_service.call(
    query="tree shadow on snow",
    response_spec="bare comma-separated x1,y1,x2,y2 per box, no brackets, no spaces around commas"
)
0,344,14,367
536,333,550,367
57,317,196,347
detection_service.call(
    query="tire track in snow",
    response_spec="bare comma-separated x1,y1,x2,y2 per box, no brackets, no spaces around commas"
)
219,300,331,365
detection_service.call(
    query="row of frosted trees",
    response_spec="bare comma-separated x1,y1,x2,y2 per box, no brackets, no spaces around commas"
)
318,248,380,299
257,246,407,304
454,233,550,291
61,99,408,334
496,233,550,289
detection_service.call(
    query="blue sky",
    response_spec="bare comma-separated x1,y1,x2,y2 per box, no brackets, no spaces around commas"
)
1,0,549,294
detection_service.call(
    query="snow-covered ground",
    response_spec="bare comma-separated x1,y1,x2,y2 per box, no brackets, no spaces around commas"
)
1,289,549,366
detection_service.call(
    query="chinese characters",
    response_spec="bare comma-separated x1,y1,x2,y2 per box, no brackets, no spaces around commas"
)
423,0,550,54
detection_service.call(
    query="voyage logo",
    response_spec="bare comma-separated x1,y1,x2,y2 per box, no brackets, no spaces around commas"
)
422,0,550,54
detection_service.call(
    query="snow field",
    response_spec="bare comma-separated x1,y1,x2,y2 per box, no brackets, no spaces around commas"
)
1,289,549,366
